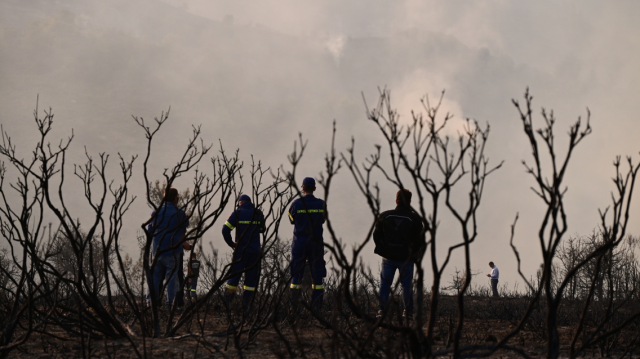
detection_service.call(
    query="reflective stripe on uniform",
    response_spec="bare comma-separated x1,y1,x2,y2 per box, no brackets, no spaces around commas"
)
238,220,262,224
225,221,235,230
288,212,294,222
244,285,256,291
296,209,325,214
290,283,301,289
312,284,324,290
226,284,238,291
191,289,197,292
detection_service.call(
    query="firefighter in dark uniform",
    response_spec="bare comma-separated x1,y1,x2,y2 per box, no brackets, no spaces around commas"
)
222,194,265,310
186,251,200,302
288,177,327,311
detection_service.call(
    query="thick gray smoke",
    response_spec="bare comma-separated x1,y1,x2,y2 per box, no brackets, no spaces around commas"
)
1,0,639,287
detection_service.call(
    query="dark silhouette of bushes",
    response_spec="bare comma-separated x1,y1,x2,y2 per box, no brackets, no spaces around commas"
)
1,89,640,358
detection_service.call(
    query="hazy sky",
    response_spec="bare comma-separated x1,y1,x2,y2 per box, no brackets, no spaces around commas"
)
2,0,640,290
183,0,639,73
174,0,640,285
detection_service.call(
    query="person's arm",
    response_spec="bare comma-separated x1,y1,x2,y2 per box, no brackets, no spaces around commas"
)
182,234,191,250
147,210,157,233
287,201,296,224
414,216,426,259
488,267,497,278
259,210,266,233
178,209,191,249
222,212,237,248
180,210,190,230
320,200,327,224
372,213,385,247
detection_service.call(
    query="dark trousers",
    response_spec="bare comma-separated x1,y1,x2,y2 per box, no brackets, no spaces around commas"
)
379,258,414,314
290,242,326,311
151,254,178,308
491,279,499,297
225,251,261,308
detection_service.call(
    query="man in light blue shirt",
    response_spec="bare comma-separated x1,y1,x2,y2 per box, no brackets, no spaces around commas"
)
486,261,499,297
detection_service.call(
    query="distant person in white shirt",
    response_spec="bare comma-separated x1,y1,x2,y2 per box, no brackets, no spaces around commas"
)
486,261,499,297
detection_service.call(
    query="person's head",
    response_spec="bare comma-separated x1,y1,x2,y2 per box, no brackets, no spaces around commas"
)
396,189,412,207
164,187,179,204
301,177,316,195
238,194,251,206
489,261,495,268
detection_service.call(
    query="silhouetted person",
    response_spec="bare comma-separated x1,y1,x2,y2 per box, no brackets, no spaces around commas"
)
373,189,425,319
149,187,190,310
288,177,327,312
487,261,499,297
186,250,201,302
222,194,265,312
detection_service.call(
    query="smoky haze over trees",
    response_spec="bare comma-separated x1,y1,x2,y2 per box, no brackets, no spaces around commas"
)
1,87,639,358
2,0,640,357
4,0,640,286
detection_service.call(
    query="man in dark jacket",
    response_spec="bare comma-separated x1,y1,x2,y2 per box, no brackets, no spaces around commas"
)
373,189,425,318
288,177,327,311
222,194,265,310
149,187,190,310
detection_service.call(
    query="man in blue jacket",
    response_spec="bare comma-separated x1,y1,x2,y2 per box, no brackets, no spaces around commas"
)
222,194,265,311
288,177,327,311
149,187,190,310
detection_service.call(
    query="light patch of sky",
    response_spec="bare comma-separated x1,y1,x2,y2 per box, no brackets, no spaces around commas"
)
381,71,470,148
325,35,346,64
